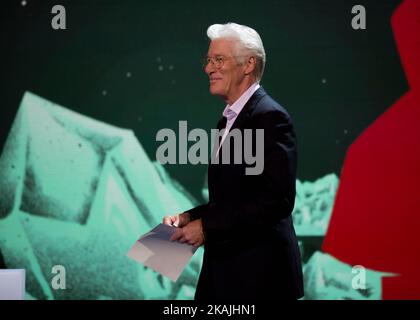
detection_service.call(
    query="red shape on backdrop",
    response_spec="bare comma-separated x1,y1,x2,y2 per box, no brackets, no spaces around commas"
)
322,0,420,299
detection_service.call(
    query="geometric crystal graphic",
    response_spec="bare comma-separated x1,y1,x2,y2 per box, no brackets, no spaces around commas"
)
292,173,338,236
303,251,390,300
0,92,202,299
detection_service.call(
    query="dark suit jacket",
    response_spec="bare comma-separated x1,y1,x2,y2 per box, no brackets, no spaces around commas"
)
188,87,304,300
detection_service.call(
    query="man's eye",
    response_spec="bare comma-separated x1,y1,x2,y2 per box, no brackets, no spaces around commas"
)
215,57,224,63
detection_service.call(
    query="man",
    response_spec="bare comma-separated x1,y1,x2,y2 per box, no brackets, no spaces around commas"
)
163,22,303,300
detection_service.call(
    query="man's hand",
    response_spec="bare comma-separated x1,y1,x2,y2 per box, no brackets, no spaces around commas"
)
162,212,190,228
170,219,205,248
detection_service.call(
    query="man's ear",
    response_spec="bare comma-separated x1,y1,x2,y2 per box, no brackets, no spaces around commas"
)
244,56,256,76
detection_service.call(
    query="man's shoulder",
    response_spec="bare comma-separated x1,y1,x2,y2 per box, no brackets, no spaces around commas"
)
249,88,292,121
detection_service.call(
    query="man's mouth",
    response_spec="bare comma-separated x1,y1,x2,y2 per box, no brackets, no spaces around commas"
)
210,78,221,84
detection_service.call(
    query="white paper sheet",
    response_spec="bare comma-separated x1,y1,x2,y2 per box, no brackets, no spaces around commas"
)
127,224,198,282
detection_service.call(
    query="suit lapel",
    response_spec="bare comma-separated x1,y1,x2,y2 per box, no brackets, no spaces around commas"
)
230,87,266,131
207,87,267,187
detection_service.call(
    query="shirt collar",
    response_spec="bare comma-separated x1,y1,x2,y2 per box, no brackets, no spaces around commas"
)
223,82,260,120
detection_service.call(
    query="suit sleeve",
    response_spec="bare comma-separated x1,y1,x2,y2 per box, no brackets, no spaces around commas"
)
199,109,297,244
186,204,208,221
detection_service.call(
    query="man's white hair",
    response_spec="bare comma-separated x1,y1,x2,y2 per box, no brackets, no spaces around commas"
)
207,22,266,81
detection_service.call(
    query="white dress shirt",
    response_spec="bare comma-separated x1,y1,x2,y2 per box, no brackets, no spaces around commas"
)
216,82,260,156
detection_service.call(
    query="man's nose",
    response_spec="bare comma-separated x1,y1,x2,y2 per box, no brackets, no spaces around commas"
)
204,63,215,75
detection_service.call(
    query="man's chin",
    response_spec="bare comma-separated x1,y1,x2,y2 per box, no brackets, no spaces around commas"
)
209,87,224,97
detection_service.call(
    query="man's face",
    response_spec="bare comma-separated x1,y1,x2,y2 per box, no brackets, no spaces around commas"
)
204,39,246,101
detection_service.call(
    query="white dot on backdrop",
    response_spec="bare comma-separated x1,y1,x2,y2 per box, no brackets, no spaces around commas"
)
126,72,132,78
21,0,27,6
169,65,174,70
158,65,164,71
322,78,327,84
156,57,162,63
102,90,107,96
344,129,348,134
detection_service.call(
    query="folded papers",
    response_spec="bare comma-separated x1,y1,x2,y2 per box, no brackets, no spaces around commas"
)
127,224,198,282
